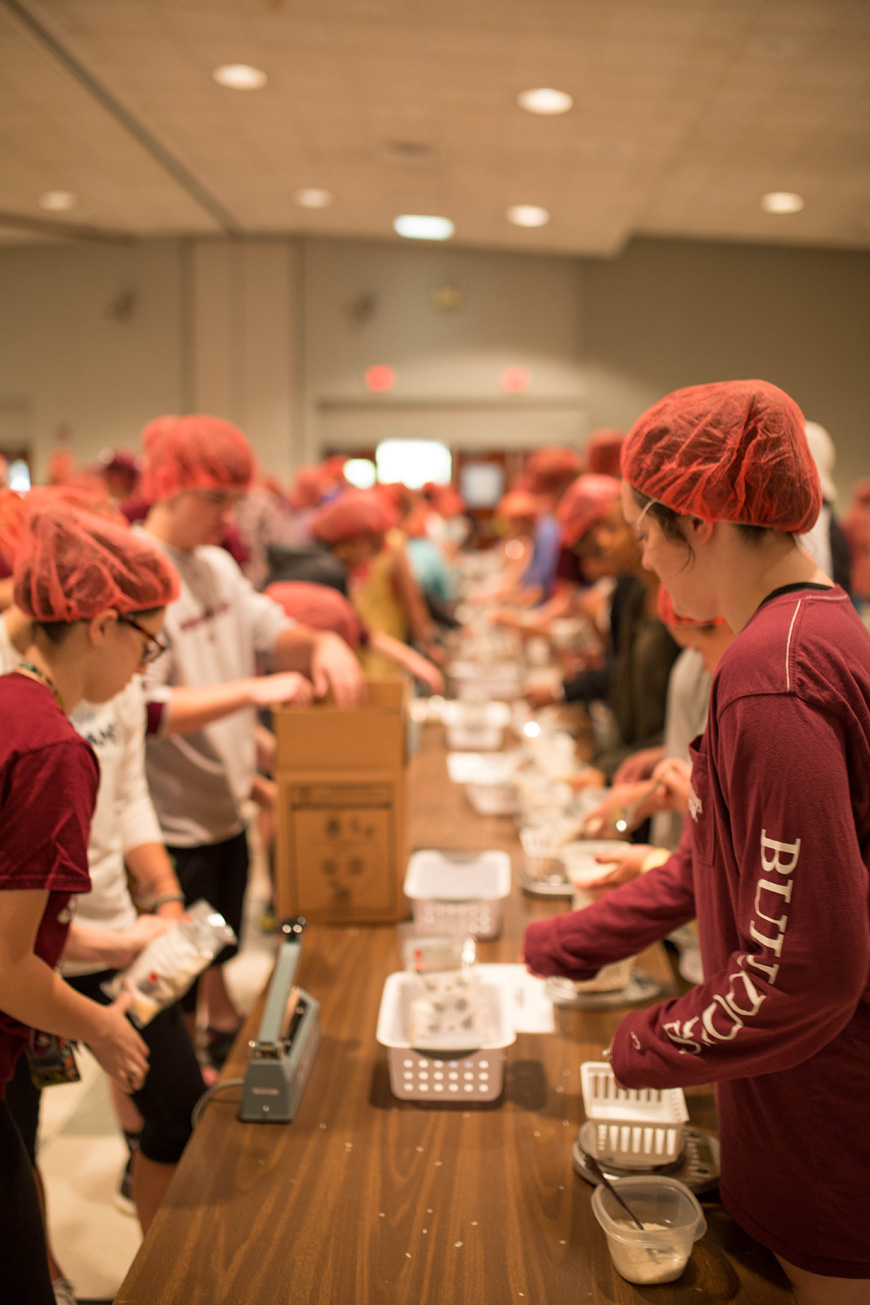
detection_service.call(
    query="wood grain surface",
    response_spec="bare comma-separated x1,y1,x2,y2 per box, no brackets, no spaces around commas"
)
116,723,794,1304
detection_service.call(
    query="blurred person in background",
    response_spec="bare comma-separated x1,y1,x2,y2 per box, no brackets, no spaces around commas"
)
310,488,440,675
798,422,851,591
842,478,870,620
584,428,625,478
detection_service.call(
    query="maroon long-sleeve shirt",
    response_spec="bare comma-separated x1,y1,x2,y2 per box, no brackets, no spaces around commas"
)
525,585,870,1277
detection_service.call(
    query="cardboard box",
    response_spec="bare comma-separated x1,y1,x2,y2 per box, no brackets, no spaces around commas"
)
273,680,409,924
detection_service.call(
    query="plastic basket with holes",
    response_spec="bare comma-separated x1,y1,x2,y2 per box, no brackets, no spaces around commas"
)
376,971,515,1102
404,849,512,940
580,1062,689,1168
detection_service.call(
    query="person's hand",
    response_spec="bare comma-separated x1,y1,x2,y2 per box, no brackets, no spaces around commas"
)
581,844,651,888
109,915,176,969
248,672,315,709
651,756,693,816
526,685,557,709
250,774,277,810
414,660,446,695
569,767,606,793
87,991,150,1094
310,632,366,707
612,746,665,787
580,780,668,835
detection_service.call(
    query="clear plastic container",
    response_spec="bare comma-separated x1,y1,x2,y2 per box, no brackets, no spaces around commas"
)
592,1175,706,1284
560,840,628,887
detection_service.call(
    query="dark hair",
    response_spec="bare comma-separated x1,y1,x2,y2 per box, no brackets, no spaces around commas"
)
32,605,164,644
632,490,784,565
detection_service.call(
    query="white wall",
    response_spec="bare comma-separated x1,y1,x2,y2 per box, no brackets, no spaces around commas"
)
0,232,868,500
0,239,184,478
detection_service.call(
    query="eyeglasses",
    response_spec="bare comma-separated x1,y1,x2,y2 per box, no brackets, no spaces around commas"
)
118,615,168,666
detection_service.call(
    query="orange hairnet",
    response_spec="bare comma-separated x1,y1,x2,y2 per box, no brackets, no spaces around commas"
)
310,489,397,545
264,581,363,650
0,490,26,568
14,502,179,622
585,429,625,478
141,414,255,502
557,474,622,548
497,491,540,521
290,466,323,510
525,446,583,495
621,380,821,533
0,486,125,568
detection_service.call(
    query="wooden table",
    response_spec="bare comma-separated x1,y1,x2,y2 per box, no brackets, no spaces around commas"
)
116,724,793,1304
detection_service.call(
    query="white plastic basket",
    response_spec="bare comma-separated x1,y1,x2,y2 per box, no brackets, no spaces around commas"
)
446,725,503,752
376,971,516,1102
446,751,520,785
404,849,512,940
581,1062,688,1167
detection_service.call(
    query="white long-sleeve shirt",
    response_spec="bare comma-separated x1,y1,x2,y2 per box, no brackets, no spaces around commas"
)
138,536,291,847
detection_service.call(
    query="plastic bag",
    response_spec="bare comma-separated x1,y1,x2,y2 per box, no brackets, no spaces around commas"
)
408,970,489,1051
102,900,236,1027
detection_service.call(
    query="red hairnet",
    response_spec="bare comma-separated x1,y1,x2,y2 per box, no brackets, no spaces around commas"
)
621,380,821,533
423,483,465,517
557,474,621,548
525,446,583,495
264,581,363,650
14,503,179,622
290,466,323,510
497,491,540,521
310,489,397,545
0,490,26,567
0,486,125,568
141,414,255,502
656,584,726,630
585,429,625,478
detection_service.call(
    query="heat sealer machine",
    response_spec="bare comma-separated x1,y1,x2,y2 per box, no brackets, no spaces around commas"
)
240,916,321,1122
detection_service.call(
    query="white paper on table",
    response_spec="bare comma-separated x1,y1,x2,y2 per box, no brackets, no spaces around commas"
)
476,963,555,1034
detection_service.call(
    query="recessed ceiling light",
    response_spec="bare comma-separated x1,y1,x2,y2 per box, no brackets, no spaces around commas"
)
761,191,805,214
394,214,454,241
294,188,333,209
39,190,78,212
212,64,268,90
517,87,573,116
506,205,550,228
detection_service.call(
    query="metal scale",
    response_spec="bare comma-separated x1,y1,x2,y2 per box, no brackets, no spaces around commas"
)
240,917,321,1123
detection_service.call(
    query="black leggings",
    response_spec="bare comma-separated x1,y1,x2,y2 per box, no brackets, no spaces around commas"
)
167,829,249,1015
7,974,204,1166
0,1099,54,1305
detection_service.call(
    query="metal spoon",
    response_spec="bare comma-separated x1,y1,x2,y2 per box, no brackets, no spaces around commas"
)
584,1153,646,1230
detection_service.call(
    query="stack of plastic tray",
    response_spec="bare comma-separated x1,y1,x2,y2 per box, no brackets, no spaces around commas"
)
404,849,512,940
376,971,515,1102
580,1062,689,1169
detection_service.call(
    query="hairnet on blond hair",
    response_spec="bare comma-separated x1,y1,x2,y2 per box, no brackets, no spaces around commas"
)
141,414,255,502
310,489,397,545
14,503,179,622
557,474,621,547
264,581,363,650
621,380,821,534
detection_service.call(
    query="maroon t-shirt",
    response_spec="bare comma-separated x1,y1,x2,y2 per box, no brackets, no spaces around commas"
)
525,586,870,1277
0,673,98,1093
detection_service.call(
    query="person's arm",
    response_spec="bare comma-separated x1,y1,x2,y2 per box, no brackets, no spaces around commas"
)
523,834,697,980
389,545,436,648
608,697,870,1091
367,629,445,694
272,625,365,708
61,911,175,968
612,746,666,785
0,889,149,1090
155,673,315,736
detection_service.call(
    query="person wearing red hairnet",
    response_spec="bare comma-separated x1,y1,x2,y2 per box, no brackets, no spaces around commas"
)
0,503,179,1305
584,428,625,479
0,491,207,1282
310,488,439,674
524,380,870,1302
138,415,364,1061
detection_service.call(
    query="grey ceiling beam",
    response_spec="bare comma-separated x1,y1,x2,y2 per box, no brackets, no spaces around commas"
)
0,0,244,237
